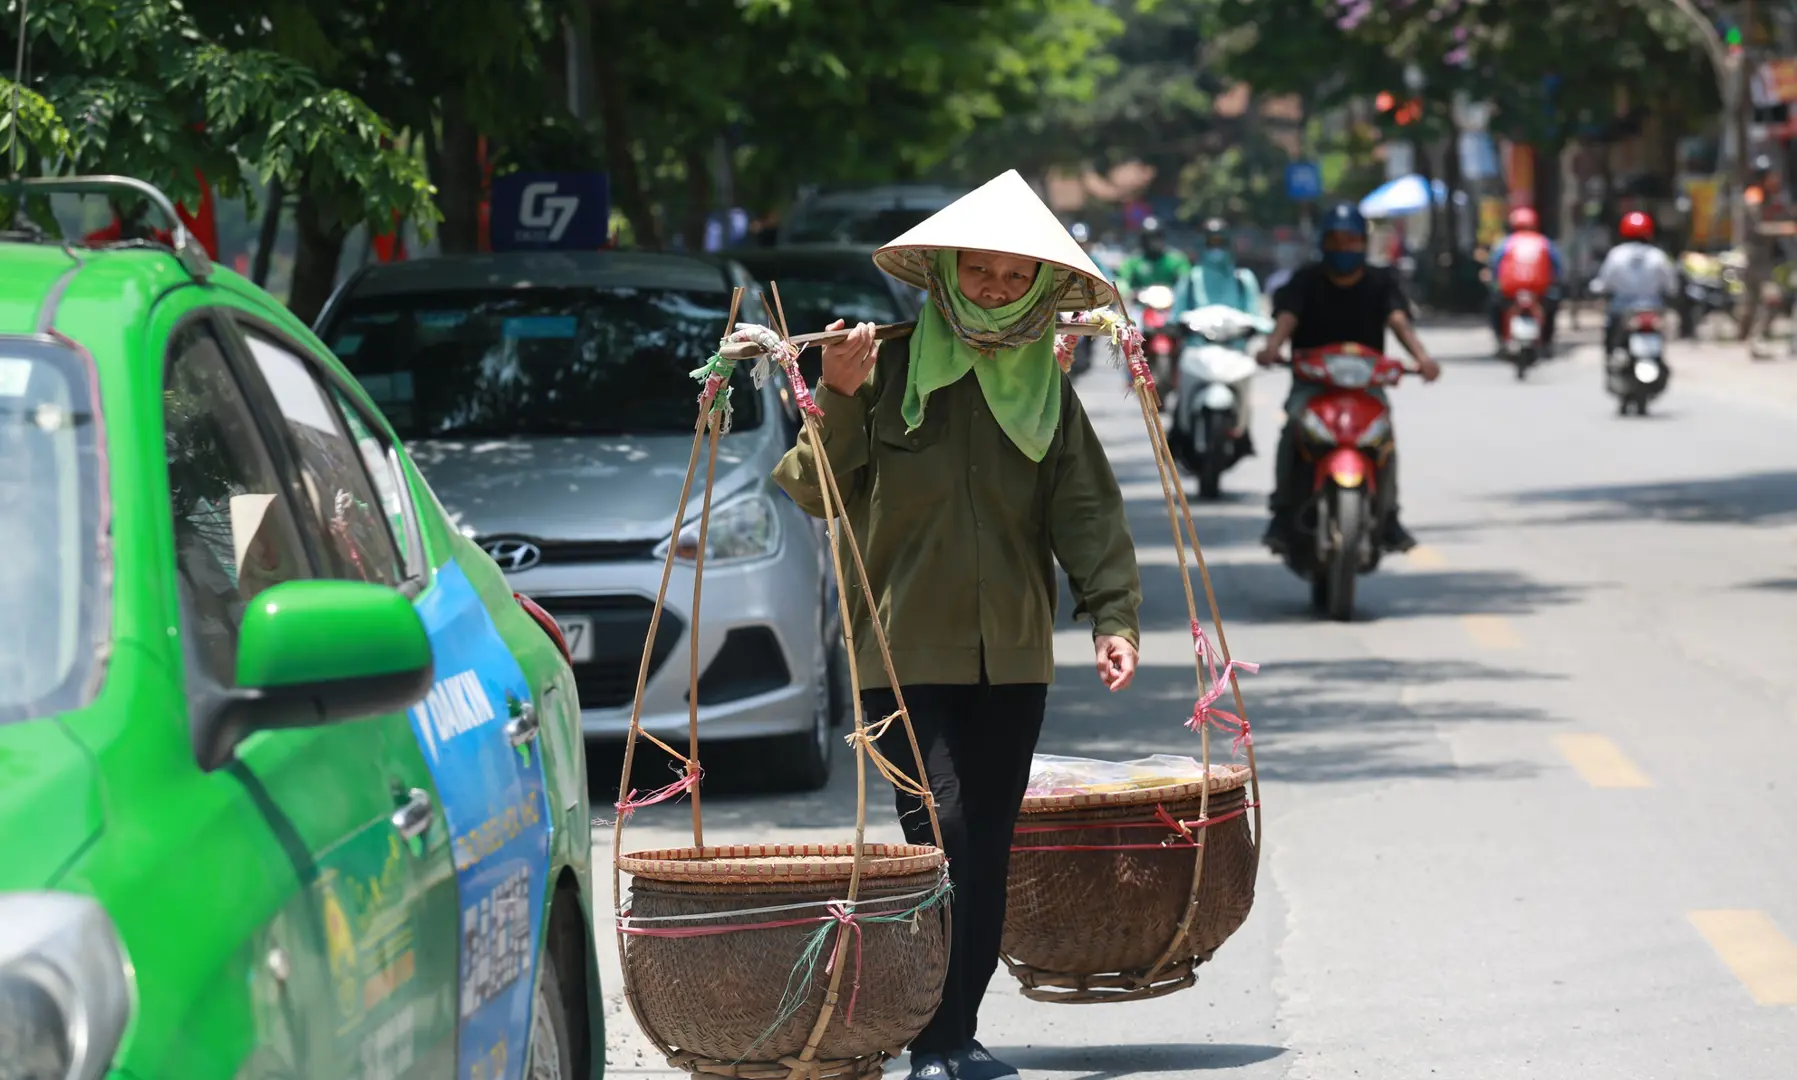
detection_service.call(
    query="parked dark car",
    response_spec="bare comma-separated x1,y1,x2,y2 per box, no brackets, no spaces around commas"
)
730,245,925,388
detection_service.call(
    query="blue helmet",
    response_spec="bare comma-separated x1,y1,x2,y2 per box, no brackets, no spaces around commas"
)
1318,203,1368,276
1318,203,1368,243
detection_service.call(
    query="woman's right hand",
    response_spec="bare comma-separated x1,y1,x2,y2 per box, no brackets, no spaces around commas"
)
820,319,879,396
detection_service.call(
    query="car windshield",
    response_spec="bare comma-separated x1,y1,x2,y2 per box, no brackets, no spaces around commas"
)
0,338,104,723
786,207,939,245
737,266,905,330
325,286,763,439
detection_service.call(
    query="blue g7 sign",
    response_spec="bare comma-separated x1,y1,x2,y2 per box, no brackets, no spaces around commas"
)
1285,162,1323,202
489,172,610,251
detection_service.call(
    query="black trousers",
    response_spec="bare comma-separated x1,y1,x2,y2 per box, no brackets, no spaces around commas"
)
864,675,1047,1056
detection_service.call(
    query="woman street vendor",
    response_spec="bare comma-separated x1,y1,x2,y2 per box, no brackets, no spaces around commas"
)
773,171,1143,1080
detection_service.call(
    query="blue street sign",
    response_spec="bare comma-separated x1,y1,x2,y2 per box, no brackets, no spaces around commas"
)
489,171,611,251
1285,162,1323,202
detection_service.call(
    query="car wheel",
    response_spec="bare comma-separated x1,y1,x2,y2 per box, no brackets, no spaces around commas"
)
527,947,575,1080
763,624,836,792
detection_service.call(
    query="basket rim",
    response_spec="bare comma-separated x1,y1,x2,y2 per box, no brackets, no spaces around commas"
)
618,842,946,883
1018,761,1251,812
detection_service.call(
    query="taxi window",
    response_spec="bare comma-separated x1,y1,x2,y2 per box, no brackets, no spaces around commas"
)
330,385,425,580
164,322,312,687
241,330,405,588
0,338,105,720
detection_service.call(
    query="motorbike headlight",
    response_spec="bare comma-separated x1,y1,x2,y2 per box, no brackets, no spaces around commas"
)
1299,410,1335,444
655,491,782,565
0,894,133,1080
1357,415,1391,446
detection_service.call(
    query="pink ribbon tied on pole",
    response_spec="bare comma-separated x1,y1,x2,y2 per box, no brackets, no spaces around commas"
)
729,323,823,418
1119,326,1155,398
822,899,864,1027
1185,621,1260,754
615,767,702,817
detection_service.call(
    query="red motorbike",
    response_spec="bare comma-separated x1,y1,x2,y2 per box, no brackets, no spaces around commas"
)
1280,343,1419,621
1132,284,1180,406
1499,289,1544,379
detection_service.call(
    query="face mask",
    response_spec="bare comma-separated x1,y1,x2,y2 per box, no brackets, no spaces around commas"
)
1202,249,1234,272
1322,249,1365,275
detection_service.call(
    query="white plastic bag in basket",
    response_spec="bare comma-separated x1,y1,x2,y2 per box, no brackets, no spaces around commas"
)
1024,753,1234,797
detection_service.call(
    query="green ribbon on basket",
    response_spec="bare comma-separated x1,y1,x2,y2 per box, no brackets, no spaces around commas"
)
737,872,955,1063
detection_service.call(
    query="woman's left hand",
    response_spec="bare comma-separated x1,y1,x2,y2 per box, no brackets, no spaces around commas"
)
1094,635,1138,692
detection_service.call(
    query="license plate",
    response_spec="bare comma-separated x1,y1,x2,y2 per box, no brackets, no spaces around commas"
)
1629,333,1663,358
553,615,594,663
1511,317,1539,342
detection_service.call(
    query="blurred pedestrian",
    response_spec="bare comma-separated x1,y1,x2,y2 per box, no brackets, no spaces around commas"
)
1115,216,1191,296
773,171,1142,1080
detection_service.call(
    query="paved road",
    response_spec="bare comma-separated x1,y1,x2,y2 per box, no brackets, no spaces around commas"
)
591,321,1797,1080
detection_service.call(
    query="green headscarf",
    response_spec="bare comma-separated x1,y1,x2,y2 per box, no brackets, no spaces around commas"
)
903,249,1067,462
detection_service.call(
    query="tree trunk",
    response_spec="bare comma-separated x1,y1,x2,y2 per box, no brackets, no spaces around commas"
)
432,90,484,255
1442,122,1465,271
250,177,284,288
288,187,349,327
590,0,662,249
682,144,712,252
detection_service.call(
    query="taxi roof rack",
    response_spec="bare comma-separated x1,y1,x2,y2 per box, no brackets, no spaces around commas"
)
4,174,212,282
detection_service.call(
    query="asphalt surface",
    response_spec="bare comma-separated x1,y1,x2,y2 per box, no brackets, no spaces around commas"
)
591,318,1797,1080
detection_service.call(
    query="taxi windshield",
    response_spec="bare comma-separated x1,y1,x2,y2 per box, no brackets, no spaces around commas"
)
0,338,105,722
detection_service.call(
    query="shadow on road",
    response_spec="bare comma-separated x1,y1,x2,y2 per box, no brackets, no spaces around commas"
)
986,1042,1286,1075
1041,656,1555,786
1505,469,1797,526
590,646,1557,836
1099,561,1585,631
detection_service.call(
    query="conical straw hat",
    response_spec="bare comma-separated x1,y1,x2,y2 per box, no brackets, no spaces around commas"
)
874,170,1119,313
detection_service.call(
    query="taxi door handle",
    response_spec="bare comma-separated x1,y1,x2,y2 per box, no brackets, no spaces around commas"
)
391,788,433,841
506,700,540,748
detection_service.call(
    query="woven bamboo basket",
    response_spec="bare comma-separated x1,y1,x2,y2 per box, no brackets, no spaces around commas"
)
619,845,949,1076
1001,764,1257,1002
612,289,950,1080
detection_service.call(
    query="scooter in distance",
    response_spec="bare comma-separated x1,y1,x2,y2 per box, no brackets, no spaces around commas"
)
1500,290,1545,378
1172,304,1272,499
1132,284,1180,406
1605,302,1670,416
1277,343,1420,622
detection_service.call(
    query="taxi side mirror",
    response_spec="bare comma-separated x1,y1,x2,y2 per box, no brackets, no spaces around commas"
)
192,580,434,770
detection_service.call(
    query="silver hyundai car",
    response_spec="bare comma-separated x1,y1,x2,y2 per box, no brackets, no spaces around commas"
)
315,251,848,789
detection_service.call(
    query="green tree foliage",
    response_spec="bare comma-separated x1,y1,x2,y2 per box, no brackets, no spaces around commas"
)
0,0,433,230
588,0,1122,246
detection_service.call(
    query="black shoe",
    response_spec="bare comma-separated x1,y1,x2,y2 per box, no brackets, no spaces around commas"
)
1381,516,1418,553
951,1041,1020,1080
1239,431,1257,457
909,1054,953,1080
1261,516,1295,554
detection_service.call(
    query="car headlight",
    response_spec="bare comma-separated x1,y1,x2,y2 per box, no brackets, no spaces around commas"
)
1357,415,1391,446
654,492,782,565
0,894,133,1080
1299,410,1335,444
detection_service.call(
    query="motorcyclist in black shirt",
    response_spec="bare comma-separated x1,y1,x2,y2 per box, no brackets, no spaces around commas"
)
1255,204,1442,554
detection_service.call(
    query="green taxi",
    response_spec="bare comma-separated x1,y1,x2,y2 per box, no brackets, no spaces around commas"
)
0,178,601,1080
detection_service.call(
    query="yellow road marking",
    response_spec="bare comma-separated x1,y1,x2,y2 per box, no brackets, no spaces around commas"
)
1409,544,1447,568
1689,910,1797,1005
1461,614,1523,649
1551,734,1652,789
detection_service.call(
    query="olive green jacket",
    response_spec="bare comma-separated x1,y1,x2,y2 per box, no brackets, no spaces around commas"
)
772,341,1141,689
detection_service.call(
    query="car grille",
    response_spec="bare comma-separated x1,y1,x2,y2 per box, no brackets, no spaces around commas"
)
533,595,684,710
478,536,660,565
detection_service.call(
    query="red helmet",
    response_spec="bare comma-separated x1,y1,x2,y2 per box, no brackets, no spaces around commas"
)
1507,206,1539,232
1620,211,1655,241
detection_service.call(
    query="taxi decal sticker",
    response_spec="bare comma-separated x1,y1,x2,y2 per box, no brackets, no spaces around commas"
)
408,560,551,1080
